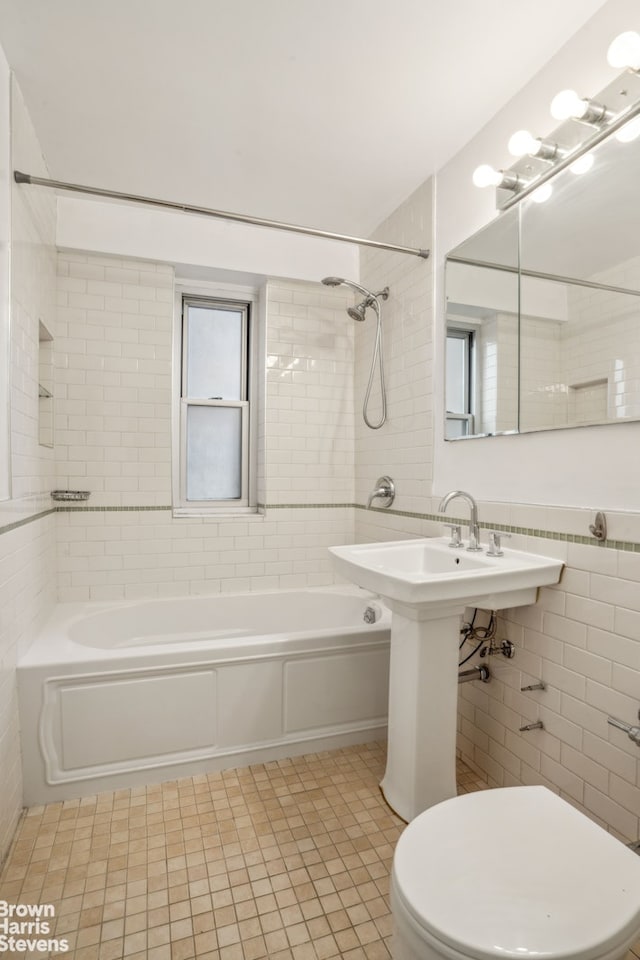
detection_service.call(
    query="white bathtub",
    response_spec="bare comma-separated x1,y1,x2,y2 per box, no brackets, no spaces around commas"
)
18,588,391,805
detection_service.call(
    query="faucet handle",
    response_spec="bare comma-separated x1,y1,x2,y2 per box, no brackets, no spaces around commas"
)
366,476,395,509
487,530,511,557
445,524,463,548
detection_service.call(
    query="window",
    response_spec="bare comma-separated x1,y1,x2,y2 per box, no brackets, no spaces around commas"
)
445,327,475,438
174,293,256,513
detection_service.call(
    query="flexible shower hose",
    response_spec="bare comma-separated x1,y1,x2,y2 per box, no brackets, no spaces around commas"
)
363,299,387,429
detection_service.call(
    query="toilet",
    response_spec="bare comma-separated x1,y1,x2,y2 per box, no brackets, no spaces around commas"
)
391,786,640,960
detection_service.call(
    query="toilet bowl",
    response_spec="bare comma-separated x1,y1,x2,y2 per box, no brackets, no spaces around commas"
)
391,786,640,960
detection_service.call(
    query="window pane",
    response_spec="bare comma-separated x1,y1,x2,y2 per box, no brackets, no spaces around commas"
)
446,417,469,439
186,406,242,500
446,335,467,413
186,304,244,400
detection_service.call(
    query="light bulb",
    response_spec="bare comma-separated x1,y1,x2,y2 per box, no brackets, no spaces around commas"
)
550,89,587,121
569,154,594,175
472,164,503,188
607,31,640,70
530,183,553,204
615,115,640,143
508,129,540,157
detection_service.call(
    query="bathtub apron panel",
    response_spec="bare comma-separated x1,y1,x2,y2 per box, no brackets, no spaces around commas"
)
18,588,391,804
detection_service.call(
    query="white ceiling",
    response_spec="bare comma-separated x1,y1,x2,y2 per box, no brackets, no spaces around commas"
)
0,0,609,237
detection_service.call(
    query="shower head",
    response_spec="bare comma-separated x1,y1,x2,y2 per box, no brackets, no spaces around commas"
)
321,276,372,300
347,302,368,323
321,277,389,321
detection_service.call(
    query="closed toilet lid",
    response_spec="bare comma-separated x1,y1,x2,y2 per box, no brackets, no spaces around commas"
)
392,786,640,960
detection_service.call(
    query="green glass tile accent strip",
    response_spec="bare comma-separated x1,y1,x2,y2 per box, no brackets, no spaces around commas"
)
357,504,640,551
258,502,357,510
0,508,56,537
4,502,638,552
54,505,173,513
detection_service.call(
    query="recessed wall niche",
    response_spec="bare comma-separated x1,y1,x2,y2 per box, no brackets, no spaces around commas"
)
38,320,53,448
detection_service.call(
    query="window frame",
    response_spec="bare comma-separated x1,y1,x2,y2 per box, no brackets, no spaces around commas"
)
172,285,258,516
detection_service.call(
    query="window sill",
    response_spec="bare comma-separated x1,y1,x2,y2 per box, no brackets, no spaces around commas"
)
172,507,264,521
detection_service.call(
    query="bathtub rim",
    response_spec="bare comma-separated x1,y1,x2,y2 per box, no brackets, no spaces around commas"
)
19,584,391,668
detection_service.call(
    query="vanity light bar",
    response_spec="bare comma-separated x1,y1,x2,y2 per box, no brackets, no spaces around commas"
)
499,96,640,211
473,29,640,208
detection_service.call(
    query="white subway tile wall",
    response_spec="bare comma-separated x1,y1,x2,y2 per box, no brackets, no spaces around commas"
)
452,515,640,843
516,254,640,431
263,280,355,506
0,81,57,865
56,508,352,602
54,263,357,600
350,176,640,842
55,252,174,506
0,519,56,862
355,178,434,520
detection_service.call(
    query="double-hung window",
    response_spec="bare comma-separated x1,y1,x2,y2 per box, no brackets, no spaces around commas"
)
175,294,254,512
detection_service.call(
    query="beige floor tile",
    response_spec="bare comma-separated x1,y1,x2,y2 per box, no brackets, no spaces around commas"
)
0,742,487,959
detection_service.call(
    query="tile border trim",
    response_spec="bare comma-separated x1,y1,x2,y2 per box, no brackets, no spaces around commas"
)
0,508,56,538
2,502,639,552
359,505,640,552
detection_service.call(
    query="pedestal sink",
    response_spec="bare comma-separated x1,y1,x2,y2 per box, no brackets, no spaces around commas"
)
328,537,563,821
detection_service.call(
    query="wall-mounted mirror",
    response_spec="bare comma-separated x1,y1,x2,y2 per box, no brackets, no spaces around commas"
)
445,117,640,439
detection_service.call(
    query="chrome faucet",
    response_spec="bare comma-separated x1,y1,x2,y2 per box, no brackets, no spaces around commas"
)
438,490,482,551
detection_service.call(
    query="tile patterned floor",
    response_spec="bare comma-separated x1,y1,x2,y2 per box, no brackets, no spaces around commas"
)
0,742,638,960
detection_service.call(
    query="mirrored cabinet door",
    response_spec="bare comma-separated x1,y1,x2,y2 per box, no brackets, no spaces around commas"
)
445,121,640,439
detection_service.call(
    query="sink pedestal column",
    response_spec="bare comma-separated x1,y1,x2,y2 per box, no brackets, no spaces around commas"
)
380,602,465,823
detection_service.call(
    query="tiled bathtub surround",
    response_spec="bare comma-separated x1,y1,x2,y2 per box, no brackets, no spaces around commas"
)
55,253,174,506
56,508,351,603
264,282,355,507
0,517,56,864
54,257,357,600
355,179,434,523
0,78,57,865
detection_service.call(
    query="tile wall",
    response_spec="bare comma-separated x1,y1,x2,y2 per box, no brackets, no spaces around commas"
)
262,281,355,507
355,177,434,537
477,313,519,434
349,169,640,842
519,314,565,431
457,514,640,844
565,255,640,422
54,259,357,600
518,255,640,430
0,80,57,865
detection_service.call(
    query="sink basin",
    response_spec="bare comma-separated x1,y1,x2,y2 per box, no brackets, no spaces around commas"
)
329,536,563,611
328,536,564,821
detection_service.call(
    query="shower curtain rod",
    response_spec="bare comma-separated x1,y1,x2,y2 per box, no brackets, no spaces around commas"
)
13,171,430,260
